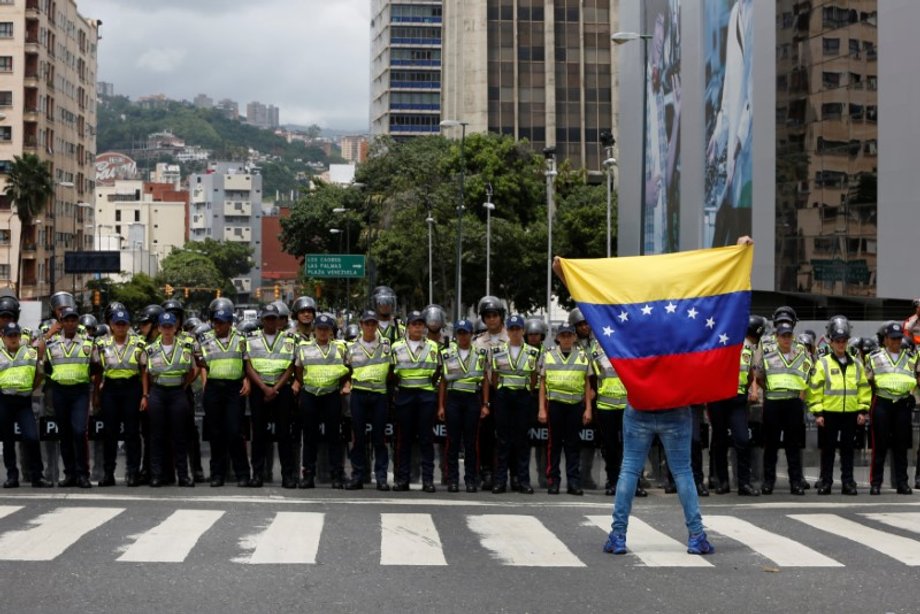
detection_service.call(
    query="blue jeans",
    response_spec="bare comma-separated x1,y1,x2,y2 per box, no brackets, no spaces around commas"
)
612,405,704,536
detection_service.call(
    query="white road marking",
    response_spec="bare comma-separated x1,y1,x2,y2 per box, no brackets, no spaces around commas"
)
861,512,920,536
118,510,224,563
705,515,843,567
243,512,325,564
790,513,920,566
587,516,712,567
380,513,447,566
0,506,124,561
0,505,23,521
468,514,584,567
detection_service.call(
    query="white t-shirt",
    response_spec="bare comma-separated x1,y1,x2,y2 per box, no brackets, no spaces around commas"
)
408,339,422,353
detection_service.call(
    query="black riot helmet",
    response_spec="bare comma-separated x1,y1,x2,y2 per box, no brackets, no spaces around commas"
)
422,304,447,332
103,301,127,324
49,291,76,315
371,286,397,315
826,314,851,340
161,299,185,322
567,308,587,327
772,306,798,326
0,295,20,319
208,297,235,319
137,304,165,325
746,315,767,340
183,316,202,333
291,296,316,315
270,300,291,319
79,314,98,336
95,324,110,338
877,320,898,345
477,295,506,320
859,336,879,355
525,317,548,341
344,323,360,342
237,320,259,335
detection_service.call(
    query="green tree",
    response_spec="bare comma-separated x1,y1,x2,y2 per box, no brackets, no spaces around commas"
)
157,249,226,299
110,273,163,315
3,154,54,296
184,238,253,280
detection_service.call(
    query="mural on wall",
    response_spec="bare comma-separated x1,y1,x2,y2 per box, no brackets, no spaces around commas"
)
704,0,754,247
642,0,681,254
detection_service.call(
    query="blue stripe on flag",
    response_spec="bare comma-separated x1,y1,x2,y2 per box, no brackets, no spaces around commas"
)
578,291,751,359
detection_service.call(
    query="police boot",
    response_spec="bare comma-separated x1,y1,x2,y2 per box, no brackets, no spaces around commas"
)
99,472,115,487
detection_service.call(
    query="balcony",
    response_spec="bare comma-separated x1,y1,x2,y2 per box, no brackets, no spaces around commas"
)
26,0,41,15
223,200,252,217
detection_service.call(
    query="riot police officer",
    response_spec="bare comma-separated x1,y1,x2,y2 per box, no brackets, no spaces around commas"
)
438,319,489,492
754,318,811,495
45,306,94,488
806,316,871,495
372,286,405,344
0,322,50,488
135,304,164,484
345,310,392,491
866,322,916,495
244,304,297,488
295,313,349,488
489,315,538,494
142,312,196,487
569,307,599,489
162,300,207,481
199,306,252,487
473,295,508,490
538,323,591,495
708,315,762,496
291,296,317,341
92,308,145,486
423,304,448,346
391,310,441,492
525,317,550,488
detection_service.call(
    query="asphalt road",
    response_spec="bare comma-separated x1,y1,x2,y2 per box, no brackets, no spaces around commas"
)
0,486,918,614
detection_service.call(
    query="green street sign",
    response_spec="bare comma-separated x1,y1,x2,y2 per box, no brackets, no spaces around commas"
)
305,254,366,279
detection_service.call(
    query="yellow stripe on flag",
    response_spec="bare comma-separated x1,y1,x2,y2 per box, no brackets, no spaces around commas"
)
559,244,753,305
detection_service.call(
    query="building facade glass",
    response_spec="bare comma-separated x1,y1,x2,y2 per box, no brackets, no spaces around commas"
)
775,0,878,296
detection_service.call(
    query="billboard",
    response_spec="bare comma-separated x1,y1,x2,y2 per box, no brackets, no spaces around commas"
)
642,0,682,255
704,0,753,246
95,152,138,183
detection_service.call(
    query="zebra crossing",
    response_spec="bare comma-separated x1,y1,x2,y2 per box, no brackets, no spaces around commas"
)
0,504,919,568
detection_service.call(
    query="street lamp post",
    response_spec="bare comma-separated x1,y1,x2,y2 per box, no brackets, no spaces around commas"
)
600,130,617,258
612,32,652,254
543,147,557,329
333,207,352,321
329,228,344,314
440,119,468,320
425,201,435,305
483,184,495,296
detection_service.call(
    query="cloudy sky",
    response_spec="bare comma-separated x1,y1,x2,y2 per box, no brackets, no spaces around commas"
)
79,0,372,130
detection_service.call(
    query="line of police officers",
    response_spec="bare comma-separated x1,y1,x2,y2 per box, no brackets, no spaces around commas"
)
1,287,918,495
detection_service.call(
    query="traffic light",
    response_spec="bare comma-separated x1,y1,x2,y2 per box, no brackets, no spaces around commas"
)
254,287,262,300
92,290,101,306
184,287,190,299
164,284,174,296
273,284,281,300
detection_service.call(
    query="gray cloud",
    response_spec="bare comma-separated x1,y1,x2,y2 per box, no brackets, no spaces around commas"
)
81,0,371,129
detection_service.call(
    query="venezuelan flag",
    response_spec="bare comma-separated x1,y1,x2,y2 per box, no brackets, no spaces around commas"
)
558,245,753,410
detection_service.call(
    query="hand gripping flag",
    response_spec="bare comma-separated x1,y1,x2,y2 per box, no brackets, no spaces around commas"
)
558,245,753,410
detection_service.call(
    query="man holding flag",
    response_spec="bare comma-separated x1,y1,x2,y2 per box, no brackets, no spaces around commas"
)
554,237,754,557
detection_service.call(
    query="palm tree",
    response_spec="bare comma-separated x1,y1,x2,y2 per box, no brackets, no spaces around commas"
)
4,153,53,297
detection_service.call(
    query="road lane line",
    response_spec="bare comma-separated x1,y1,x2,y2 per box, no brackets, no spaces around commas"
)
705,515,843,567
117,510,224,563
790,513,920,566
861,512,920,536
380,513,447,566
244,512,325,564
0,505,23,521
0,506,124,561
468,514,584,567
587,516,712,567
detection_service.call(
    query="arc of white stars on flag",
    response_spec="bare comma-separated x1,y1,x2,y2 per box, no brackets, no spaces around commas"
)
601,300,732,346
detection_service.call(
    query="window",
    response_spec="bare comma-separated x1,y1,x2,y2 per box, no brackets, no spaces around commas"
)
115,210,121,221
822,38,840,56
0,264,9,280
134,210,140,222
866,75,877,91
0,229,9,244
0,91,10,106
822,71,841,89
0,127,10,141
0,57,11,72
848,39,860,57
822,103,844,120
0,23,12,38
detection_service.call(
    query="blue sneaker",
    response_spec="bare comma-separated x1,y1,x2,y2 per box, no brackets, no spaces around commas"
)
603,532,627,555
687,531,714,555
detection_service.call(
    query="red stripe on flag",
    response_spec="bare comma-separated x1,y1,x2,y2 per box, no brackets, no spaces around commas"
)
612,345,743,410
